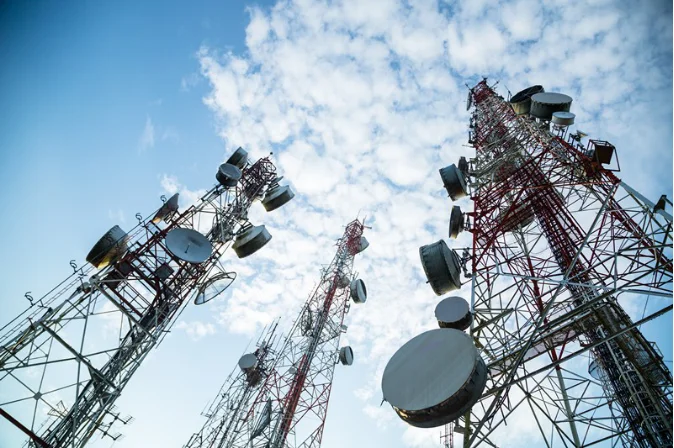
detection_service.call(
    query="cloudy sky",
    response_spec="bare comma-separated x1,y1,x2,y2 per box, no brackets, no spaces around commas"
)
0,0,672,447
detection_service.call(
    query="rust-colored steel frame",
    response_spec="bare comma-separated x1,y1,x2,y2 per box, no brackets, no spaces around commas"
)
460,80,672,448
0,158,279,447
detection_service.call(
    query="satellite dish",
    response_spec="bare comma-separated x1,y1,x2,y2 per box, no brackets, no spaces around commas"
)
448,206,464,239
152,193,180,224
194,270,236,305
165,228,213,264
232,225,272,258
336,273,351,289
226,147,248,169
466,90,473,111
551,111,575,127
381,328,487,428
86,226,130,269
250,399,272,440
530,92,573,120
356,236,369,254
588,359,605,381
238,353,258,372
509,85,544,115
435,296,472,331
575,130,589,140
262,185,295,212
350,279,367,304
419,240,462,295
216,163,242,187
339,346,354,366
439,164,468,201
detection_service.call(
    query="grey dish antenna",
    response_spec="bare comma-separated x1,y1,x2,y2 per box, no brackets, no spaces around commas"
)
262,185,295,212
439,164,468,201
571,130,589,142
238,353,258,371
336,273,351,289
529,92,573,120
226,147,248,169
251,399,272,440
86,226,130,269
339,346,354,366
419,240,462,295
194,270,236,305
216,163,242,187
509,85,544,115
435,296,472,331
165,228,213,264
152,193,180,224
588,359,605,381
551,111,575,127
381,328,487,428
350,279,367,304
356,236,369,254
232,225,272,258
449,206,464,239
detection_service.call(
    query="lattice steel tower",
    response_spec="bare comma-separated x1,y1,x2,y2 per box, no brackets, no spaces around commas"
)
185,219,369,448
0,148,295,447
382,79,672,448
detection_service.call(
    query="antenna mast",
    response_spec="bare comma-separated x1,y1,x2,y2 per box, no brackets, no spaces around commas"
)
185,219,369,448
383,80,672,447
0,148,295,447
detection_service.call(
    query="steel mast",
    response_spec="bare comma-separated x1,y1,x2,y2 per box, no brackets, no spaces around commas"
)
184,321,283,448
463,79,672,447
0,148,294,447
186,219,369,448
383,79,672,448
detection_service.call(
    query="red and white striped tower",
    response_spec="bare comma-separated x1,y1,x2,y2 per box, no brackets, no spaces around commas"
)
185,219,369,448
0,149,294,447
383,79,672,448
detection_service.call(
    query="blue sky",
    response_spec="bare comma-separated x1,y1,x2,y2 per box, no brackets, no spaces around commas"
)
0,0,672,447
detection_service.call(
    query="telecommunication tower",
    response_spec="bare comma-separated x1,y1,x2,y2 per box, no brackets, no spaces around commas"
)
0,148,295,447
185,219,369,448
440,421,455,448
382,79,673,448
184,320,282,448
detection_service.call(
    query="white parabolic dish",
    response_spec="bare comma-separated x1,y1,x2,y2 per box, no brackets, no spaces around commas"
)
165,228,213,264
382,329,478,412
239,353,258,371
435,296,470,325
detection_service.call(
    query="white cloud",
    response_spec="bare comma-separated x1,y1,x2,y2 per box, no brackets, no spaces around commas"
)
161,126,180,143
107,208,126,224
175,320,217,341
138,116,155,152
181,72,202,92
177,0,673,446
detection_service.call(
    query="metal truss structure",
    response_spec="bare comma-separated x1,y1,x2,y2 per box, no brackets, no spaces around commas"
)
185,219,368,448
184,321,283,448
0,154,286,448
455,80,673,447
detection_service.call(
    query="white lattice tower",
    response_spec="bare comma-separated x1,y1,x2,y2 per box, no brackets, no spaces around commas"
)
0,153,291,447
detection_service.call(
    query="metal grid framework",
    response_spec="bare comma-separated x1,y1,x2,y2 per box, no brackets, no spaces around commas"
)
185,219,365,448
0,157,279,448
459,80,673,447
184,321,283,448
